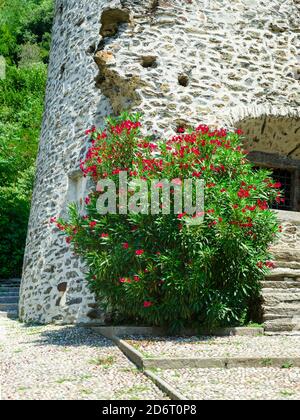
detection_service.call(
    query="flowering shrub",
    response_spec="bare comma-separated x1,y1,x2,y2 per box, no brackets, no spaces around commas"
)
55,114,281,330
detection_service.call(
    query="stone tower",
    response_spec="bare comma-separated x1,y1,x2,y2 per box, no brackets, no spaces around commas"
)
20,0,300,326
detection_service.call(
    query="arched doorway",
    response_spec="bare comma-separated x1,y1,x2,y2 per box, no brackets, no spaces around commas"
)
231,111,300,212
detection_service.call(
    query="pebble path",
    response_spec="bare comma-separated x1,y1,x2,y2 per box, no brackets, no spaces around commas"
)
0,318,167,400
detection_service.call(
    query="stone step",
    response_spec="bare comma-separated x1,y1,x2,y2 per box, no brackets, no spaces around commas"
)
0,303,18,311
0,311,18,319
0,279,21,284
262,289,300,296
0,287,20,292
263,313,300,321
0,296,19,303
262,262,300,332
0,288,20,296
263,305,300,316
262,293,300,307
0,291,20,296
266,268,300,279
0,284,20,288
264,318,300,332
265,331,300,336
262,281,300,290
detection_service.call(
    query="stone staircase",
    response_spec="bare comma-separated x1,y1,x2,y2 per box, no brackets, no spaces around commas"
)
0,279,20,320
262,269,300,333
262,211,300,334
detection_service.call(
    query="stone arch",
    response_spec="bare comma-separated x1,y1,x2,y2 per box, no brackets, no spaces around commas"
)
224,105,300,211
225,105,300,158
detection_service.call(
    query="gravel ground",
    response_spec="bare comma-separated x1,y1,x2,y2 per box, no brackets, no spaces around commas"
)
125,335,300,359
0,318,167,400
157,367,300,400
3,318,300,400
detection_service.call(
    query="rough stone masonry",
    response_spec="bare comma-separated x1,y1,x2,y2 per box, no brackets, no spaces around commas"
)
20,0,300,325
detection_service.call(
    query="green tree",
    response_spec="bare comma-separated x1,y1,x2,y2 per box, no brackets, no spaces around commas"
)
0,166,34,278
0,0,53,278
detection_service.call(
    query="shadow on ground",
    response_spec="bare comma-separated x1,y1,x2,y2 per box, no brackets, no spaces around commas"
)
19,324,116,349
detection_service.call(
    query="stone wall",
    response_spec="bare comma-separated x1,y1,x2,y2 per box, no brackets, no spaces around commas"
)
20,0,300,324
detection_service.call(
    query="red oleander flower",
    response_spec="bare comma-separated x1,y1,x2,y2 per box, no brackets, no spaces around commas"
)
101,233,109,238
133,276,140,282
143,301,153,308
122,242,129,249
56,223,65,231
136,249,144,256
246,205,256,211
265,261,275,269
89,221,97,228
177,212,187,219
235,129,243,135
238,188,250,198
257,199,268,210
275,196,285,204
85,196,91,205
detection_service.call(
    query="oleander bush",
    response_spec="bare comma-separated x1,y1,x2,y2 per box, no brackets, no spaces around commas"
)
55,114,281,331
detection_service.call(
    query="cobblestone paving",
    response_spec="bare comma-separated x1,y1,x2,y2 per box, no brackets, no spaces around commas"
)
0,318,167,400
2,318,300,400
126,335,300,359
157,367,300,400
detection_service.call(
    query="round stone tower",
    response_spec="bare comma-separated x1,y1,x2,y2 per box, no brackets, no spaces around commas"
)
20,0,300,324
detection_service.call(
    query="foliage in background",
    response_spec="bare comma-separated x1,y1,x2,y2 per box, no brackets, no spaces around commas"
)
0,167,34,278
0,0,53,278
0,0,53,65
56,114,281,331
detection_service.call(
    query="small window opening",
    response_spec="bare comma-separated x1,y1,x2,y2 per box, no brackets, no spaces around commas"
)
254,166,293,211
